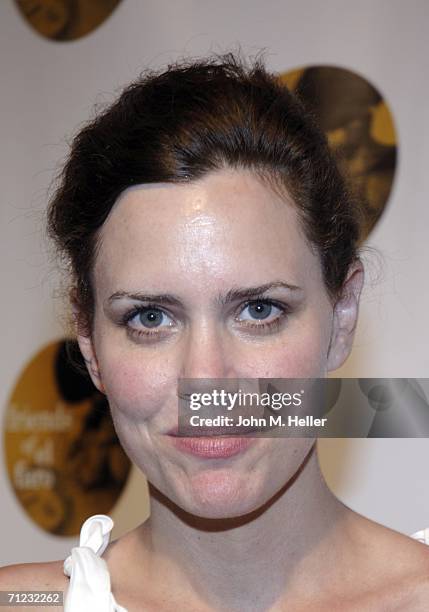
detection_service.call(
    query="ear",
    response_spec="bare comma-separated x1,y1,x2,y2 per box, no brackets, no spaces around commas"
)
72,304,105,394
327,260,364,372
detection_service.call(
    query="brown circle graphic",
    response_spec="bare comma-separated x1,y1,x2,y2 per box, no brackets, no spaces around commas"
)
15,0,123,41
3,339,131,536
280,66,397,240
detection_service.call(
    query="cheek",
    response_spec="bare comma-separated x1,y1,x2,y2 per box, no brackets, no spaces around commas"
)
97,346,177,425
238,314,332,378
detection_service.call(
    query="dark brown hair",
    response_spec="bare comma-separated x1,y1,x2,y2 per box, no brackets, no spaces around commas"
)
47,52,361,336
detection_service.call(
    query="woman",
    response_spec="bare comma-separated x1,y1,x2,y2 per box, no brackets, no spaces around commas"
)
1,53,428,611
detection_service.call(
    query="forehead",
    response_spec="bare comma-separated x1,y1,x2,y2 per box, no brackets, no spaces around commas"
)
94,169,323,295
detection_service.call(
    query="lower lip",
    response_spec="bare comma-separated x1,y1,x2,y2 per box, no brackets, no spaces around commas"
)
168,435,256,458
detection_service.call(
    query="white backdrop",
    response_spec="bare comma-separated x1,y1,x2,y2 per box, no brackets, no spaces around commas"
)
1,0,429,564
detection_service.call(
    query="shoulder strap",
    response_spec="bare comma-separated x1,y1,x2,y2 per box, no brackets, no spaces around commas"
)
411,527,429,545
63,515,128,612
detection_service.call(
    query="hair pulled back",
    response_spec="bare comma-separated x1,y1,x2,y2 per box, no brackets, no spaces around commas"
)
47,52,361,336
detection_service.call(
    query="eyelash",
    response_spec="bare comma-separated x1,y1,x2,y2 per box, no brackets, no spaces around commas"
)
120,299,290,340
121,304,174,340
235,299,289,335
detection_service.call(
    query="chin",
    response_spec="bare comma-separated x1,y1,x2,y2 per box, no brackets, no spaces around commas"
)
177,468,272,519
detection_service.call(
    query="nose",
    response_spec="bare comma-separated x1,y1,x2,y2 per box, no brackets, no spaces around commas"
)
179,322,235,381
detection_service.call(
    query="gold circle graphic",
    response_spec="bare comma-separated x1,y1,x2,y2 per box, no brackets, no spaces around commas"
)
15,0,123,41
3,339,131,536
280,65,397,240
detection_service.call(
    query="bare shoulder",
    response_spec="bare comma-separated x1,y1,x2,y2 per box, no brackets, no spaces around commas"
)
0,562,67,611
351,515,429,609
395,537,429,609
0,559,68,590
378,563,429,611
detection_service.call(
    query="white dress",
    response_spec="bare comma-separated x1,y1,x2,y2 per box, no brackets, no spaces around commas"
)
63,514,429,611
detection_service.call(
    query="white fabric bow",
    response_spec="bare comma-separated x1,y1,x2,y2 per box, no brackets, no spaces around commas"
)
63,514,128,612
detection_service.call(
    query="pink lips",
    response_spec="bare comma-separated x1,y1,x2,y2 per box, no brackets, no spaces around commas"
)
167,432,256,458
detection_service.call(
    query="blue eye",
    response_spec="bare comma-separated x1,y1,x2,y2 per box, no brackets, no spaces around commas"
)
127,307,174,331
238,300,283,323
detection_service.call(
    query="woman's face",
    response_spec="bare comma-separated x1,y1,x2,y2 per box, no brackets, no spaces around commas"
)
78,168,361,518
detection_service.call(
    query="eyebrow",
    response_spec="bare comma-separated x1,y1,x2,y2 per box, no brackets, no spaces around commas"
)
216,282,302,306
107,292,182,307
106,282,303,308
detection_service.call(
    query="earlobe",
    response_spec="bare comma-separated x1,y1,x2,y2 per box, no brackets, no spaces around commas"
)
327,260,364,372
76,332,105,393
71,298,105,394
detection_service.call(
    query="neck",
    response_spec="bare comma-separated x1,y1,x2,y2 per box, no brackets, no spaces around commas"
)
137,445,355,611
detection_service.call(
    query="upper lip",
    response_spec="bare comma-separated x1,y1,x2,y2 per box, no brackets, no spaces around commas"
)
167,426,180,436
167,425,263,436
